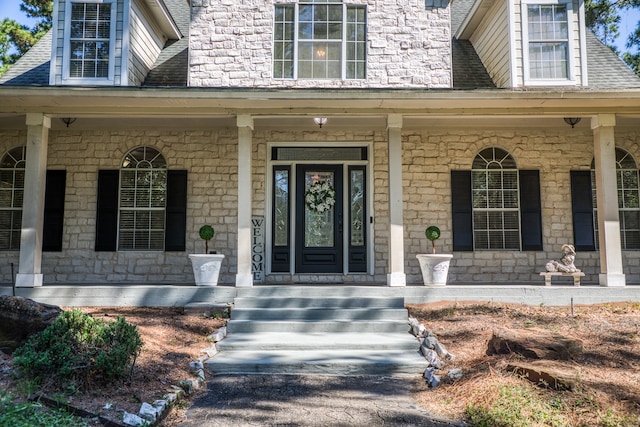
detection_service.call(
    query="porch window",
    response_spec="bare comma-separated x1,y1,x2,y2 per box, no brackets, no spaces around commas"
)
471,148,521,250
590,148,640,249
273,1,367,80
0,147,25,250
524,3,570,82
118,147,167,251
65,0,115,82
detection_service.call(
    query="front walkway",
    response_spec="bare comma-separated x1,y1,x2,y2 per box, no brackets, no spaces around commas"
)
179,374,463,427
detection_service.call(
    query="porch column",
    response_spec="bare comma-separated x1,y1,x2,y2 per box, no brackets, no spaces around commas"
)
236,115,254,287
591,114,625,286
16,113,50,287
386,114,406,286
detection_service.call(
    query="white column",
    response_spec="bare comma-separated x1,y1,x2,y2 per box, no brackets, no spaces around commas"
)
236,115,254,287
386,114,406,286
16,113,51,287
591,114,625,286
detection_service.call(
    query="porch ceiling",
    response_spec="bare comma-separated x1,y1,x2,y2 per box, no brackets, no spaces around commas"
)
2,112,640,131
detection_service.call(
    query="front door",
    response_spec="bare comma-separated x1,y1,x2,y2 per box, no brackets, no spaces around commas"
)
295,165,343,273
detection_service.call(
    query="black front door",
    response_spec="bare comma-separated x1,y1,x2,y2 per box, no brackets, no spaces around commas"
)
295,165,343,273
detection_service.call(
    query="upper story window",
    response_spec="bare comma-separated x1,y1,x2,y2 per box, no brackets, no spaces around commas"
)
274,1,367,80
471,148,521,250
523,2,572,84
64,1,115,83
0,147,26,250
119,147,167,251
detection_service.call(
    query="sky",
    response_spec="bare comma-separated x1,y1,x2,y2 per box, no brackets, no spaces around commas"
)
0,0,639,52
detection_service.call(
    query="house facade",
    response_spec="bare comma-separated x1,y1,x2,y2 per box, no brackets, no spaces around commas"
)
1,0,640,289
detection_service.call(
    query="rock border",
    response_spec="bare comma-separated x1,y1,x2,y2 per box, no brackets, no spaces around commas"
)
408,317,461,388
120,326,227,426
30,326,228,427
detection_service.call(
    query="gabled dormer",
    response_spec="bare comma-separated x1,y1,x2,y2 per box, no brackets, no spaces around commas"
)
454,0,587,88
188,0,452,88
49,0,182,86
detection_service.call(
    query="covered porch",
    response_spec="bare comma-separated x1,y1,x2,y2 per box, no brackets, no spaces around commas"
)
1,87,640,290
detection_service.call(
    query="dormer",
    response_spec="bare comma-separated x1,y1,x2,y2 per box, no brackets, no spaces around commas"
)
455,0,587,88
188,0,452,88
49,0,182,86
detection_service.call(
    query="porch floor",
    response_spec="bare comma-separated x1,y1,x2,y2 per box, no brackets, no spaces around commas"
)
1,282,639,307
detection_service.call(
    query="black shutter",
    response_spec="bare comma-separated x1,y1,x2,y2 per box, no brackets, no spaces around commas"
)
95,170,119,251
570,170,596,251
165,170,187,251
519,170,543,251
451,170,473,251
42,170,66,251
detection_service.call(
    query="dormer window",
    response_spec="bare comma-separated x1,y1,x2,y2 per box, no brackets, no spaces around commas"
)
273,1,367,80
63,0,115,84
523,2,573,85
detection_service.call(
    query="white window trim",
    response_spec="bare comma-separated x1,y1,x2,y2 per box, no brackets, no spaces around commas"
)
117,147,167,252
0,146,26,251
521,0,577,86
61,0,117,85
273,2,366,81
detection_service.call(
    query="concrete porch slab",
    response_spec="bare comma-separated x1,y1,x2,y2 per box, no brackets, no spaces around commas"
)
1,283,639,307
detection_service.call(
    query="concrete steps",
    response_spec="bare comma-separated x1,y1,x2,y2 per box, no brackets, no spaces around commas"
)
206,286,427,376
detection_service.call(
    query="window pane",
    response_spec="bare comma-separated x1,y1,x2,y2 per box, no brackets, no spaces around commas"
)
472,148,521,250
274,169,289,247
68,2,111,79
350,169,365,246
276,2,366,80
119,147,167,251
528,5,568,80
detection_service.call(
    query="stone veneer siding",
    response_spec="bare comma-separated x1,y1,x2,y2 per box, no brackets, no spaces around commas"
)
0,126,639,285
189,0,451,88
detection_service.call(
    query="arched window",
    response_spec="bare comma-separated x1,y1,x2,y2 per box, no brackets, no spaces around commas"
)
591,147,640,249
0,147,26,250
119,147,167,250
471,147,521,250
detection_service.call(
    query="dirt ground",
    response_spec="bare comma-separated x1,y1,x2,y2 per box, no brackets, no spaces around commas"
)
1,302,640,426
408,301,640,426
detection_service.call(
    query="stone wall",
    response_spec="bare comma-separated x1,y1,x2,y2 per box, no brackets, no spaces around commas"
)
0,125,639,285
189,0,451,88
402,127,640,285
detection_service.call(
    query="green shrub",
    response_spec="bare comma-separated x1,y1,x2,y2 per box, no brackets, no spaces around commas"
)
13,309,143,389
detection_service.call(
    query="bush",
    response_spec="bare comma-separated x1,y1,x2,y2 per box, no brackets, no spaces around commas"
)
13,309,143,389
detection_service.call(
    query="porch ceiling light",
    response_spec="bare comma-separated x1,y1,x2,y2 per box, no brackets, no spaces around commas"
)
563,117,581,128
313,117,328,128
61,117,77,127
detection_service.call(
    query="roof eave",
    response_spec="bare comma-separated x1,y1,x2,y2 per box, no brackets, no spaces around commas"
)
456,0,498,40
2,86,640,116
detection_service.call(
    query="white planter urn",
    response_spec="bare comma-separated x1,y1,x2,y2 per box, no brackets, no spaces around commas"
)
416,254,453,286
189,254,225,286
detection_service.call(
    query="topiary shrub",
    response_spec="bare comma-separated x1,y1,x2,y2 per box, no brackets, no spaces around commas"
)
425,226,441,254
13,309,143,389
199,224,215,253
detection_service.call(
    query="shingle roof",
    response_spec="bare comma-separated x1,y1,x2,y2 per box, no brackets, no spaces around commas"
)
0,31,51,86
451,0,475,36
452,39,496,88
1,0,638,90
586,31,640,89
143,0,189,87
